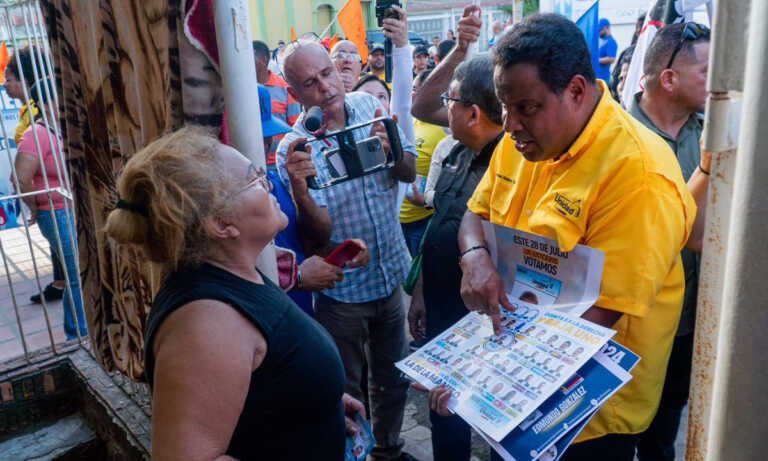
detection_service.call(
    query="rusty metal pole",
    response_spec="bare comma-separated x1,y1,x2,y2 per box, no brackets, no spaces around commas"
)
686,0,751,459
704,0,768,457
212,0,278,283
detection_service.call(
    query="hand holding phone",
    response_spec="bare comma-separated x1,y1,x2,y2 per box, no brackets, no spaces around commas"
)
326,240,366,268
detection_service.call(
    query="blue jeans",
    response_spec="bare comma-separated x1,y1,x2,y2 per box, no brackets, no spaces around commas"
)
401,216,431,257
36,208,87,340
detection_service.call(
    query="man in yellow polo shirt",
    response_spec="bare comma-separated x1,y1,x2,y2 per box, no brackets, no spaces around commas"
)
457,14,696,460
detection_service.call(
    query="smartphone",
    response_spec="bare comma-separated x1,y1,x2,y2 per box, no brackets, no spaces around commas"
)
323,136,387,180
325,240,364,267
357,136,387,171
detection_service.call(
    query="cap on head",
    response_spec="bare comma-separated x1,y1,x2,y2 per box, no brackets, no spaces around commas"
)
413,46,429,57
598,18,611,30
371,43,385,53
257,84,292,138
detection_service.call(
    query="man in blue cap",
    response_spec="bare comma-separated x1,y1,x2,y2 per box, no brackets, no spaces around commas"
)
368,43,386,81
598,18,618,83
258,84,350,316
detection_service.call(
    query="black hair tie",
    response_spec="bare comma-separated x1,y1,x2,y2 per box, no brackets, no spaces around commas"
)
116,198,149,217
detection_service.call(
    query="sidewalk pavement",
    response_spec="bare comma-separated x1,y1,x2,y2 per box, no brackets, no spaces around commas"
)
0,225,66,365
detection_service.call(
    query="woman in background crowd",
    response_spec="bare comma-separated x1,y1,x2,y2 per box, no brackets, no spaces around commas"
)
7,47,87,339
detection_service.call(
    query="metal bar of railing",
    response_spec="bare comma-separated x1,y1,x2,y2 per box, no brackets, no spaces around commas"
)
29,0,74,201
23,1,78,246
20,0,82,317
704,0,768,456
0,237,29,359
0,186,72,202
686,0,750,458
5,2,84,345
0,3,59,356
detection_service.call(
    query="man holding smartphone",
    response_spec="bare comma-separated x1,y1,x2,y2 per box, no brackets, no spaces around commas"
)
276,40,417,461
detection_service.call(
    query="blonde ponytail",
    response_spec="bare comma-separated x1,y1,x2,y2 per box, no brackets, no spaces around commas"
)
104,127,231,270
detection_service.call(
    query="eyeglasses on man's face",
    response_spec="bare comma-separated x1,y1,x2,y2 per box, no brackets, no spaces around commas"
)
331,51,362,63
440,91,473,108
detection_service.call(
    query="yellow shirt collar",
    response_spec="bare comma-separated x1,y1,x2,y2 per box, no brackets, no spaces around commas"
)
553,80,613,164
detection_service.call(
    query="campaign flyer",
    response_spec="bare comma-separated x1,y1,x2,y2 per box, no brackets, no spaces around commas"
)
479,341,640,460
345,413,375,461
482,223,606,317
396,309,615,441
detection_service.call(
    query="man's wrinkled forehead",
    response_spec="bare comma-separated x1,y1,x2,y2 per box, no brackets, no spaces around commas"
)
285,43,334,82
332,40,359,55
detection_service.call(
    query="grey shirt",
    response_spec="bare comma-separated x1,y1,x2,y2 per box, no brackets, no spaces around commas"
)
629,92,702,336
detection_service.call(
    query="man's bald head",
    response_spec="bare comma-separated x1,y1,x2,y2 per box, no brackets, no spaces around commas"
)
283,41,333,87
331,40,359,55
282,40,346,116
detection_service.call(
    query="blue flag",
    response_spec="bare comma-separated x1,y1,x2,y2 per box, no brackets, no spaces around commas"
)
576,1,600,77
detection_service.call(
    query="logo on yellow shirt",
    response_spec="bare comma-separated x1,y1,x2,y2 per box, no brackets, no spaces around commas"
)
495,173,516,184
554,193,581,218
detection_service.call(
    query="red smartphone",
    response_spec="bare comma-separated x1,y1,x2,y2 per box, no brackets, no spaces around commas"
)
325,240,363,267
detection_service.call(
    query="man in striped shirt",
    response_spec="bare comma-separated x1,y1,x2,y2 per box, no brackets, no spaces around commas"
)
253,40,302,166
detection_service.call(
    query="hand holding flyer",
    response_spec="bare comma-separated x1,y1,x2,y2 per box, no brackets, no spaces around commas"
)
345,413,375,461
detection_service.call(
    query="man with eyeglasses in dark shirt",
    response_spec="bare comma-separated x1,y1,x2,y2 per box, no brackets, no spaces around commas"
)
410,6,505,460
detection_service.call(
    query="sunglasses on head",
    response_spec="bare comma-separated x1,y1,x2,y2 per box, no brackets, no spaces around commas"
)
666,22,709,69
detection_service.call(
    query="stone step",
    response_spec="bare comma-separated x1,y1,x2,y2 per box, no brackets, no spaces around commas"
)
0,413,102,461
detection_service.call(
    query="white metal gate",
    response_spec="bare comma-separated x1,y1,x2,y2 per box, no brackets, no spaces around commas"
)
0,0,84,364
0,0,152,426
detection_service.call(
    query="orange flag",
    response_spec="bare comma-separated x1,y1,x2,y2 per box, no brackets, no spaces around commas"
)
291,27,298,42
329,34,340,50
0,42,8,85
337,0,369,64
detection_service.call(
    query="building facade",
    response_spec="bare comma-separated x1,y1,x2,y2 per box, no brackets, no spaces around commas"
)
406,1,512,53
249,0,378,47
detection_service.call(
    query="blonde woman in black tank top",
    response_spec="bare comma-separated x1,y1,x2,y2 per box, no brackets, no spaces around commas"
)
105,128,364,461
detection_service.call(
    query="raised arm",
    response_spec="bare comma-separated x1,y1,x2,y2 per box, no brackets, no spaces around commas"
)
385,5,415,145
411,5,482,127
